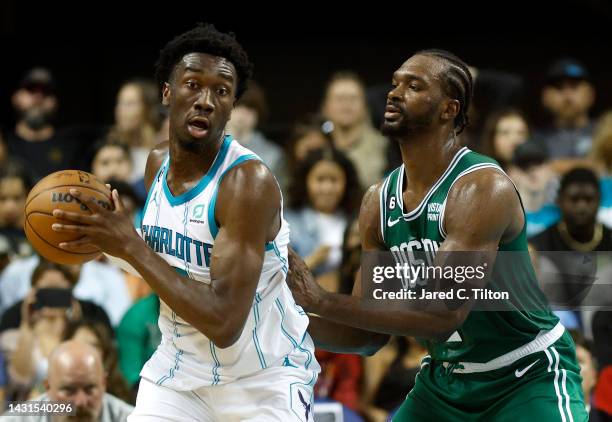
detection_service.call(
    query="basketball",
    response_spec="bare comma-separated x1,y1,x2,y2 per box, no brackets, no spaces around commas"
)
24,170,112,265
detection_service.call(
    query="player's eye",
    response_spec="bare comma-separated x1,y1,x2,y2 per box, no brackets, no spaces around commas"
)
216,86,229,96
186,80,198,90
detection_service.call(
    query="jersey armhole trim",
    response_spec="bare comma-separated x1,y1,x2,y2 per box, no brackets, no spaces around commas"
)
208,154,259,239
141,155,169,222
379,175,391,244
439,163,505,239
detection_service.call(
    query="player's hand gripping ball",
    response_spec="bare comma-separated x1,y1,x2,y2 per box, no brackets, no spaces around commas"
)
24,170,112,264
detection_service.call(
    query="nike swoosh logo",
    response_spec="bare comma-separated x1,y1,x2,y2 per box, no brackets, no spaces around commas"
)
388,217,401,227
515,359,539,378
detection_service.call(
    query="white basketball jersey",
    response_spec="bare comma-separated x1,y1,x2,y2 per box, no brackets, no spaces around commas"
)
139,135,316,390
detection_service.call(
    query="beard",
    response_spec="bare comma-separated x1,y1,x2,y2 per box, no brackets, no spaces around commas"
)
381,102,438,140
19,107,55,130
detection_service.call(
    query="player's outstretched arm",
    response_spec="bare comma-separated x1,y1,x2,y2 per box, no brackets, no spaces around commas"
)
288,248,389,356
288,170,522,340
53,155,280,349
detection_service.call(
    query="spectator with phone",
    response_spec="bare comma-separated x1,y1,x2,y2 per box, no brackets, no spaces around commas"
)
0,261,111,400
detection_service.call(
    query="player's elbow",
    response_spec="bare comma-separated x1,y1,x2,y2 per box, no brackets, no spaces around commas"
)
361,333,391,356
207,319,245,349
429,309,468,341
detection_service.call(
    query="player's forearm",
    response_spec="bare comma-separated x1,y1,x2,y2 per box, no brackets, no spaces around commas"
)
122,238,250,347
307,315,389,356
311,291,462,340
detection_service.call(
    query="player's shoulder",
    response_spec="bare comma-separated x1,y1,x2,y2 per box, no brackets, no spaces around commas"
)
448,166,516,205
144,141,169,192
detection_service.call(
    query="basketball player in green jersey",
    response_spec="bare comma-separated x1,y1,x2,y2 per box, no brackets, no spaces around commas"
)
287,50,587,421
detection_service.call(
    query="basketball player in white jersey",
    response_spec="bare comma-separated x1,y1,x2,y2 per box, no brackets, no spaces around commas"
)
51,24,319,421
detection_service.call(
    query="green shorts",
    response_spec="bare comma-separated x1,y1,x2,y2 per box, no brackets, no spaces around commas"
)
393,332,588,421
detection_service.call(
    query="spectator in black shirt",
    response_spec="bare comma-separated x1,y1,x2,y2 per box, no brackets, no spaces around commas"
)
7,68,90,181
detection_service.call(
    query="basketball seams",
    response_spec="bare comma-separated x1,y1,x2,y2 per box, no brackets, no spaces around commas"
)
24,218,99,257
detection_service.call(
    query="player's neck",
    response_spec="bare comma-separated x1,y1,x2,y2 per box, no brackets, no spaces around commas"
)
397,128,461,192
166,134,224,194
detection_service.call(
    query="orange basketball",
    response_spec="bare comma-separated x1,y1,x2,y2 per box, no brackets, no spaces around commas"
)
24,170,112,265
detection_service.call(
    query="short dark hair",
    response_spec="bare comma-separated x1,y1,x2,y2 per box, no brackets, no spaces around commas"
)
559,167,600,195
0,160,33,192
31,260,78,288
154,23,253,99
416,49,474,134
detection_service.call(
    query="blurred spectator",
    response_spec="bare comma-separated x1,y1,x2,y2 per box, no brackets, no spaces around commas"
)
0,261,110,400
569,330,606,421
480,108,529,169
338,217,361,295
530,168,612,329
0,133,7,165
281,114,334,191
1,340,134,421
0,255,131,327
285,149,361,291
592,311,612,421
322,72,388,188
116,293,160,393
591,111,612,227
507,142,560,236
6,68,90,181
63,320,132,404
0,162,34,262
314,350,362,413
534,58,596,159
90,140,133,185
362,337,427,422
225,81,285,180
106,79,161,184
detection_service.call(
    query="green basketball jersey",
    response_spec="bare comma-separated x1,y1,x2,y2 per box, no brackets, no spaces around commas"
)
379,147,560,363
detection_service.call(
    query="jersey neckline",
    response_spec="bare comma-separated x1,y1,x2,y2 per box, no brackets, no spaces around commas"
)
396,146,470,220
162,135,232,206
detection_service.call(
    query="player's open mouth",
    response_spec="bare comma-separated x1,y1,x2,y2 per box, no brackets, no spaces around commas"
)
187,117,210,138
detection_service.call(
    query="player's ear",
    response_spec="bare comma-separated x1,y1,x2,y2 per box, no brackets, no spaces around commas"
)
442,99,460,123
162,82,171,106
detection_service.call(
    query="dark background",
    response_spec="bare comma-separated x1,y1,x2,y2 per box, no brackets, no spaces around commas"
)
1,1,611,140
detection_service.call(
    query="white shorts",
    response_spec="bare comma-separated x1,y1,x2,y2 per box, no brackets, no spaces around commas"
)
128,365,318,422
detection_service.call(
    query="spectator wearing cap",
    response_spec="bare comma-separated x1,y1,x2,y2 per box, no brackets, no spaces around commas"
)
6,68,90,181
534,58,596,160
507,142,560,237
225,81,285,183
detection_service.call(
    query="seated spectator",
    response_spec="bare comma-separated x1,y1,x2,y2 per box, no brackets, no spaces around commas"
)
534,58,596,159
225,81,285,180
63,320,132,404
530,168,612,328
508,142,560,236
322,72,388,188
0,255,131,326
362,337,428,422
285,149,361,290
2,340,134,421
116,293,161,393
479,108,529,169
0,261,111,400
6,68,90,181
0,162,34,262
591,111,612,227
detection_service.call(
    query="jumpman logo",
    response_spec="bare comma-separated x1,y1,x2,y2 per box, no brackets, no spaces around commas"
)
298,390,311,420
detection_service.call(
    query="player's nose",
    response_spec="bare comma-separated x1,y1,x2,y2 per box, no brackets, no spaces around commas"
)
194,89,215,113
